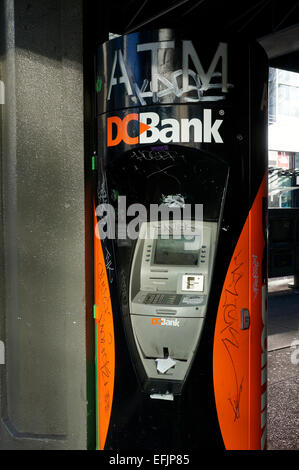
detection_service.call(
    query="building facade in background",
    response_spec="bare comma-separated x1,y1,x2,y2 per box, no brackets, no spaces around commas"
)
269,67,299,208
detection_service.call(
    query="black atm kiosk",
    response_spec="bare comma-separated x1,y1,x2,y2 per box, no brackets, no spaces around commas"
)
94,30,268,450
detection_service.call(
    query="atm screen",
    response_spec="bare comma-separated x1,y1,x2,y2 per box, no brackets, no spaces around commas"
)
154,235,200,266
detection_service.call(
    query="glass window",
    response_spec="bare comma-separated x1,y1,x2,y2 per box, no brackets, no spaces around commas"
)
268,151,294,208
278,84,299,117
268,68,277,124
268,69,299,208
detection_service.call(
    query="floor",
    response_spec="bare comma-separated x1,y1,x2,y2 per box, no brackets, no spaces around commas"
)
267,277,299,450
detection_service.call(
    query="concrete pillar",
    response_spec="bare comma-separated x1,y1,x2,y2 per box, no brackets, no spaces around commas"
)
0,0,93,449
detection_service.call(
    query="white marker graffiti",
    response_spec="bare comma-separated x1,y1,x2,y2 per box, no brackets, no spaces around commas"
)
130,149,183,161
107,40,233,106
134,69,233,106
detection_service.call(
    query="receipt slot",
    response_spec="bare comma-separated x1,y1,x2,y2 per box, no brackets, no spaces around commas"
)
94,30,268,450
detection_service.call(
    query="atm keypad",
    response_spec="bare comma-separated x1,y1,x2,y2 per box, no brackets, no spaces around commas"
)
144,293,180,306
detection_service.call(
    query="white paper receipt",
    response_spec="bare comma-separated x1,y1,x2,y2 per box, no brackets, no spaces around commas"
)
155,357,176,374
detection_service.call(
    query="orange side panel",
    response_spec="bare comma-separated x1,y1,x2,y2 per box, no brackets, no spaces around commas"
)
94,205,115,450
213,216,250,449
248,177,267,450
213,176,267,450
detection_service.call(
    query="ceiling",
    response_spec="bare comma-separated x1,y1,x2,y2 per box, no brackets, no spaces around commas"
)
93,0,299,71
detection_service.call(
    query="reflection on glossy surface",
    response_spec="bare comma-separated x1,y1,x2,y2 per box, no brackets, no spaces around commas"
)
106,146,229,222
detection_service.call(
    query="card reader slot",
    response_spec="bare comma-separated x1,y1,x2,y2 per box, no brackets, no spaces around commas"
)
149,277,168,280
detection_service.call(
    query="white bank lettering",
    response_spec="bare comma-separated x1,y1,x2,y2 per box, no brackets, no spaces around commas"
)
140,110,223,144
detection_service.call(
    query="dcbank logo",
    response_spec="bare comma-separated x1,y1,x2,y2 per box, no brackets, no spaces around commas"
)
152,317,180,327
107,109,224,147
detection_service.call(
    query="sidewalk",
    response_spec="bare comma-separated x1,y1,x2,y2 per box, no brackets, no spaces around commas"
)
267,277,299,450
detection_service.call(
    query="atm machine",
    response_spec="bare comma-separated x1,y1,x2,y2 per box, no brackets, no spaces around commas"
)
129,219,216,394
94,30,268,450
